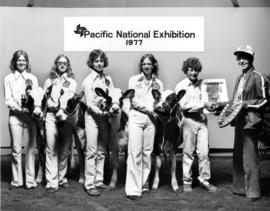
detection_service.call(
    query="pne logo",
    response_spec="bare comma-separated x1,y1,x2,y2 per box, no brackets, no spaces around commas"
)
74,24,89,37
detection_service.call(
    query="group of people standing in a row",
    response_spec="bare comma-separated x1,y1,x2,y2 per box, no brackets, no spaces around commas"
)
4,44,266,202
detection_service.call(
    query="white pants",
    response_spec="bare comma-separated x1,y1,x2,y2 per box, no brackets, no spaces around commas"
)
9,110,37,188
45,112,73,188
84,112,110,190
182,116,211,184
125,110,156,196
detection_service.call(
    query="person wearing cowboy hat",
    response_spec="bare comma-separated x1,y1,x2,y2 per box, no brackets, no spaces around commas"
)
230,45,267,201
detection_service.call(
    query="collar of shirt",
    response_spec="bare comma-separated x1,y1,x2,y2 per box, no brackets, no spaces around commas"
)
137,73,157,86
137,73,156,82
136,73,157,92
241,66,254,79
51,72,69,85
90,69,109,82
184,77,201,87
14,70,28,80
61,73,68,81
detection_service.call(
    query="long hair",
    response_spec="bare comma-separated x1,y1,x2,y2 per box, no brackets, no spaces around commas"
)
9,50,31,73
50,54,74,80
139,53,159,76
87,49,109,69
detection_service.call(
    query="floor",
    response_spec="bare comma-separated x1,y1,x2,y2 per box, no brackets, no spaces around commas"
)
1,154,270,211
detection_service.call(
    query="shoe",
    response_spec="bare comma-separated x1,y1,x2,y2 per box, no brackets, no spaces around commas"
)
59,183,70,188
9,185,22,190
45,187,58,193
245,197,260,202
142,187,150,194
183,184,192,192
96,184,110,190
86,188,101,197
199,182,217,192
126,195,141,200
25,185,37,190
233,191,246,197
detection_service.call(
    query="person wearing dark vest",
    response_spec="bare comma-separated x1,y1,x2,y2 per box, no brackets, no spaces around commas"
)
231,45,267,201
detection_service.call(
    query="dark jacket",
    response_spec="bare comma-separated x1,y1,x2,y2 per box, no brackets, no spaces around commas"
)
232,67,267,129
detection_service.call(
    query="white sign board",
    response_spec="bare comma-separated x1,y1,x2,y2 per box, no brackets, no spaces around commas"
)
64,16,204,52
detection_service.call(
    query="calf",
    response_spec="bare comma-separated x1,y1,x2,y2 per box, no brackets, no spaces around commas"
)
21,85,51,184
151,89,186,192
57,91,87,184
95,87,134,189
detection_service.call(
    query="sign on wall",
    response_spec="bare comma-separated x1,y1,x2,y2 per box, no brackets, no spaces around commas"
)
201,79,229,114
64,16,204,52
201,79,229,103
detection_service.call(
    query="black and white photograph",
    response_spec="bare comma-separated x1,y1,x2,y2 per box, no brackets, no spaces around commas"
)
1,0,270,210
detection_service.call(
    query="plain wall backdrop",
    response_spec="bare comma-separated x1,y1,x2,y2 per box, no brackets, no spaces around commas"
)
1,7,270,153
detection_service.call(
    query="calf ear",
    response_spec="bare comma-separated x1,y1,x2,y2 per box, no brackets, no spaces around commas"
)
95,87,108,99
26,85,32,95
152,89,161,101
176,89,186,101
78,90,84,100
60,89,64,96
41,95,47,111
122,89,135,99
46,85,53,97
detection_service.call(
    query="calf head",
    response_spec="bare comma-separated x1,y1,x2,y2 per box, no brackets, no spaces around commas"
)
21,85,35,113
58,91,86,128
152,89,186,122
30,87,46,118
95,87,134,134
62,91,84,115
95,87,134,117
21,85,47,119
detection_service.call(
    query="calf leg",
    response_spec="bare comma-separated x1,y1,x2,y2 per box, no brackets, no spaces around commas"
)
170,151,179,191
73,128,85,184
109,161,118,189
152,155,162,190
35,124,46,184
69,142,76,169
108,129,119,189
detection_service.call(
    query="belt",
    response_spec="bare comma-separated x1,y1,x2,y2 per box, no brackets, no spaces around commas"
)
183,112,205,120
47,107,58,113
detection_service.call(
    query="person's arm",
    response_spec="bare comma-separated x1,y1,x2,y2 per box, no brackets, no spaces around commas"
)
43,78,51,93
83,79,106,116
4,76,21,111
129,77,160,117
69,79,77,93
128,77,152,114
177,84,204,113
244,73,267,109
181,99,205,112
159,81,164,93
32,75,39,88
108,75,114,88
